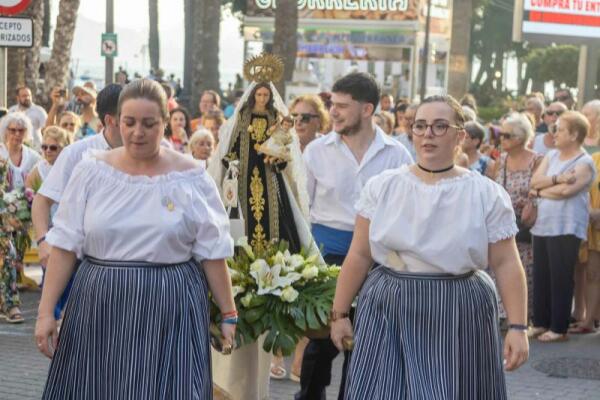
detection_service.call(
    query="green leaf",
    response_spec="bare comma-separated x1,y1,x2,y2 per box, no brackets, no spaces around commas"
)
244,307,265,323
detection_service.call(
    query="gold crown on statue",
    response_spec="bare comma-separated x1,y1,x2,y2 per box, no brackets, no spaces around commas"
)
243,53,284,83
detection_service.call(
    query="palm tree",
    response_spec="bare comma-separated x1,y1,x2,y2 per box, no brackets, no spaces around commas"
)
24,0,44,98
448,0,473,99
7,48,25,103
272,0,298,99
149,0,160,72
189,0,221,118
44,0,81,97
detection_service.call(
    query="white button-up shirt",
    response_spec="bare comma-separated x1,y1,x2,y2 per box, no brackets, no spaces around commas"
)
303,125,413,231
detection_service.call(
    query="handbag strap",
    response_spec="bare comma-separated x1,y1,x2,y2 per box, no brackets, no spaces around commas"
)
556,152,585,175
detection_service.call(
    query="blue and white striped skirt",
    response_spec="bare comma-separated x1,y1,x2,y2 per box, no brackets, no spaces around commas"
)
345,267,507,400
42,257,212,400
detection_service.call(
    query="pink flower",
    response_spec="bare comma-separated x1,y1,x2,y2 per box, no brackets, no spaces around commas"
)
24,188,34,203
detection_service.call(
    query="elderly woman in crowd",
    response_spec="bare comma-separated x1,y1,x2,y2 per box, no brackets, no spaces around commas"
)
189,128,215,166
164,107,192,153
35,79,236,399
289,94,330,152
331,95,528,399
529,111,596,342
491,113,542,322
0,112,42,290
0,112,42,189
26,126,71,192
462,121,495,176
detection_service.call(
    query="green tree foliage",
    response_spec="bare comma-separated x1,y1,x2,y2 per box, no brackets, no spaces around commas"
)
524,45,579,89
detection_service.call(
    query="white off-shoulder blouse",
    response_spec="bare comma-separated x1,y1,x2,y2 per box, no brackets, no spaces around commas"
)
46,155,234,263
355,165,518,275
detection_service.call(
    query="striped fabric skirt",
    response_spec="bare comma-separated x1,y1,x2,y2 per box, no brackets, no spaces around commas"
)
42,257,212,400
345,267,507,400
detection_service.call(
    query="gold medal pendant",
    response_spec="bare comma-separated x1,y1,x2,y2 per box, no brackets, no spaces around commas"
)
162,196,175,212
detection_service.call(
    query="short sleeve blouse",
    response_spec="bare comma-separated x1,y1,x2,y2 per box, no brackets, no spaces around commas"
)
355,166,517,274
46,155,234,263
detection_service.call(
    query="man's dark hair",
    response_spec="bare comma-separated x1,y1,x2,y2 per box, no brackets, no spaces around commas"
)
97,83,123,123
332,72,380,113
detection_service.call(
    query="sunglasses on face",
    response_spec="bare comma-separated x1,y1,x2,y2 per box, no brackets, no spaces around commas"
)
61,122,76,128
546,110,563,117
291,113,319,124
7,127,25,135
41,144,60,151
499,132,517,140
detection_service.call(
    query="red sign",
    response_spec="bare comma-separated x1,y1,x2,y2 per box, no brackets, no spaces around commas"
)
0,0,32,16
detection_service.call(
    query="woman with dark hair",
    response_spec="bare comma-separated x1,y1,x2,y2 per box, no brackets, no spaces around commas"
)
35,79,236,398
462,121,495,176
164,107,192,153
331,95,528,399
218,81,300,253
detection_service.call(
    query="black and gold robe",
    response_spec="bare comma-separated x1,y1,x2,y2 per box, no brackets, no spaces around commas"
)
224,108,300,253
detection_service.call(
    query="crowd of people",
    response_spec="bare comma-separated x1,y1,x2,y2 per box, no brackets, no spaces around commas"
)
0,65,597,398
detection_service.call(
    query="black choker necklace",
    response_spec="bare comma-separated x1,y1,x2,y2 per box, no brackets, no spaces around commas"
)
417,164,454,174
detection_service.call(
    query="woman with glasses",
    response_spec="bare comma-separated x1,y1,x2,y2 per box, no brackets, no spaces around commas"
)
0,113,42,189
532,102,567,156
26,126,71,192
57,112,80,141
0,113,42,323
491,113,541,323
331,95,528,399
529,111,596,343
289,94,329,152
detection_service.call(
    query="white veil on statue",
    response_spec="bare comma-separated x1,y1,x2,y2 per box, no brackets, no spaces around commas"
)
208,55,320,260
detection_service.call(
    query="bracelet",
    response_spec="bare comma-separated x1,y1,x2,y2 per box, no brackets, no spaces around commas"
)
222,310,238,319
508,324,528,331
222,317,238,325
36,236,46,246
330,310,350,322
552,175,558,185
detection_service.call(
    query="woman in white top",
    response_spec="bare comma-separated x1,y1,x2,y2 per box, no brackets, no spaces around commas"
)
26,126,71,192
0,112,42,189
529,111,596,343
34,80,237,399
330,95,529,399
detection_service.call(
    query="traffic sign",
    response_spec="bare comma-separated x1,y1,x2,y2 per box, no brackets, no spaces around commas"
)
0,0,32,16
0,16,32,47
101,32,118,58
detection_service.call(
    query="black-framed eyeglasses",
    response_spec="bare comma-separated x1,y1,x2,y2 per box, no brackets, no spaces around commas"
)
41,144,60,152
411,121,463,137
546,110,564,117
291,113,319,124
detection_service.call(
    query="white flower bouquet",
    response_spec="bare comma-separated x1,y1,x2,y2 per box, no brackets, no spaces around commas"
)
211,237,340,356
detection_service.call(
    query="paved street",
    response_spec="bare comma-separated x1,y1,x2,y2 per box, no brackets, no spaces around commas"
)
1,266,600,399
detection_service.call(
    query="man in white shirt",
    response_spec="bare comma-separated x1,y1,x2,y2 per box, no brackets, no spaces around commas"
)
296,72,412,400
8,86,47,150
32,83,124,319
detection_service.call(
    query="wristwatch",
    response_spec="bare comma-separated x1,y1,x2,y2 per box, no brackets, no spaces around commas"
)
330,310,350,321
